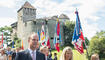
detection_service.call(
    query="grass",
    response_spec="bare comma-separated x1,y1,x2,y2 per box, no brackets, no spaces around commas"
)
52,49,88,60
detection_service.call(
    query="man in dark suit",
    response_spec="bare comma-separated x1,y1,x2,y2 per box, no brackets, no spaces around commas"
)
12,47,20,60
15,33,45,60
54,53,57,60
12,50,16,60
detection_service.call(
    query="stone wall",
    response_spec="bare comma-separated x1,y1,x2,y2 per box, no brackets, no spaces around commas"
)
17,18,64,49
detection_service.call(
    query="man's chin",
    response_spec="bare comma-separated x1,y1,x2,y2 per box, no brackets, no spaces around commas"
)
32,45,37,48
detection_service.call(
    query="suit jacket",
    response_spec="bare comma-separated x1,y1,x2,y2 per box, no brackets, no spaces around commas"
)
54,56,57,60
47,58,51,60
12,52,16,60
15,49,45,60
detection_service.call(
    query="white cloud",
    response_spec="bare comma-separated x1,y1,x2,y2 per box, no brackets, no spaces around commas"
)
82,20,100,39
0,18,17,27
0,0,22,8
32,0,105,39
0,0,15,8
0,0,105,39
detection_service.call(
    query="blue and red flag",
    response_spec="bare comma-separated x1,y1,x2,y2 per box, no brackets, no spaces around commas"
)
72,10,85,54
53,18,62,52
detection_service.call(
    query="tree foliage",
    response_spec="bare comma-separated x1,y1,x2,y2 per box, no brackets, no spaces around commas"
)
0,26,21,48
0,26,12,32
63,21,75,47
83,37,89,49
0,26,12,46
88,31,105,60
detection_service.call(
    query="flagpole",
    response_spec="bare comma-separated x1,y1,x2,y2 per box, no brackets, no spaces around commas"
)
84,41,89,60
74,8,90,60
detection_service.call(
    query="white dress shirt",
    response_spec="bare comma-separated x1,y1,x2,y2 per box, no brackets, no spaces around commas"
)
46,56,47,60
28,48,36,60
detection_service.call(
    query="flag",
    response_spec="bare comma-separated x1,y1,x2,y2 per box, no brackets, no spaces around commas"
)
47,38,50,48
46,25,50,49
21,40,24,50
56,19,62,42
1,33,3,48
53,33,60,52
12,41,15,48
53,33,57,46
37,29,40,41
0,41,2,48
40,23,46,46
72,10,85,54
53,18,61,52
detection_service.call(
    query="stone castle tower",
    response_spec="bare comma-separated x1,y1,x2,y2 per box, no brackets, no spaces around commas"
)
17,1,37,49
11,1,70,49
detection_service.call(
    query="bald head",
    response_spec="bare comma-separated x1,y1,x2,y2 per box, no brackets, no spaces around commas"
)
28,32,39,51
28,33,39,40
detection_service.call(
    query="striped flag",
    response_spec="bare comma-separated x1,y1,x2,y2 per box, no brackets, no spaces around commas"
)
53,18,61,52
40,24,46,46
72,10,85,54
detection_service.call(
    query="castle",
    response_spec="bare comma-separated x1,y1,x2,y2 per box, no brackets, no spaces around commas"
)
11,1,70,49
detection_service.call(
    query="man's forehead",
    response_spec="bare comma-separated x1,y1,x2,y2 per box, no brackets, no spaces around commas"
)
31,34,38,39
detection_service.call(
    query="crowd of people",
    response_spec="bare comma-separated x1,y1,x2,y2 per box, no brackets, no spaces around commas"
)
0,47,22,60
0,32,100,60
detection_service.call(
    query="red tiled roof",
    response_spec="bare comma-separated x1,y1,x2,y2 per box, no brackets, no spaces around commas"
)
22,1,35,9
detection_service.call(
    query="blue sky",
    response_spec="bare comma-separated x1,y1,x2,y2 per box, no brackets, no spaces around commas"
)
0,0,105,40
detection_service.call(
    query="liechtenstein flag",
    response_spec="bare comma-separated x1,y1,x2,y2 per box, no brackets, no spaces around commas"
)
72,10,85,54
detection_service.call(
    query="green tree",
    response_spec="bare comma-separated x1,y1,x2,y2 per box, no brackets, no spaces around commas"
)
63,21,75,47
83,37,89,49
0,26,12,47
88,31,105,60
13,35,21,48
8,34,22,48
0,26,12,32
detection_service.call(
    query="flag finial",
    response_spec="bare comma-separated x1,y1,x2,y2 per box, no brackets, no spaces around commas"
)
75,8,78,14
76,8,78,11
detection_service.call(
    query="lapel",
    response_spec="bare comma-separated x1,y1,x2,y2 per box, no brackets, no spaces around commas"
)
36,50,39,60
24,49,32,60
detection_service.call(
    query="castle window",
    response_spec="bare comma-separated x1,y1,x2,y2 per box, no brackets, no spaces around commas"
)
30,9,33,16
25,22,27,26
25,8,28,15
51,37,53,39
20,16,22,20
26,8,29,15
33,20,36,25
25,8,26,10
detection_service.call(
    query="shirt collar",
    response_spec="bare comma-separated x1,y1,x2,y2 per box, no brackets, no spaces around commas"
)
28,48,36,54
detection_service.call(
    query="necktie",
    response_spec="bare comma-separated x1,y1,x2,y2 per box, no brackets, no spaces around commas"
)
32,51,35,60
